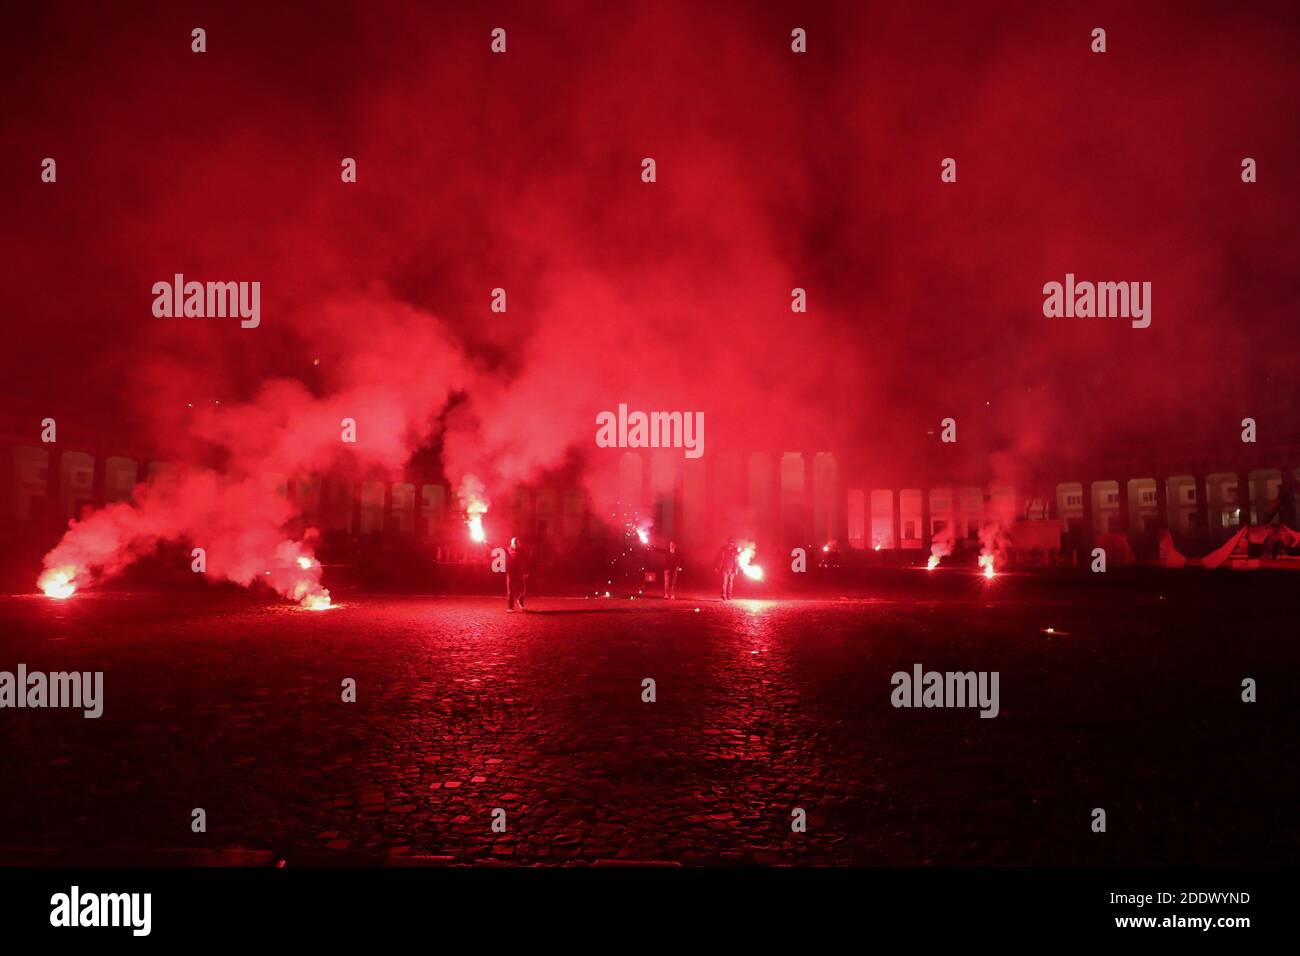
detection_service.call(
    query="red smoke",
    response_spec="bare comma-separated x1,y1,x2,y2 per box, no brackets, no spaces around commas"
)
4,2,1299,596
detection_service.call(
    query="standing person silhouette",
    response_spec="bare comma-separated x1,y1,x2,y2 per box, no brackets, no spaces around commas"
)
714,537,740,601
657,540,682,599
505,536,528,611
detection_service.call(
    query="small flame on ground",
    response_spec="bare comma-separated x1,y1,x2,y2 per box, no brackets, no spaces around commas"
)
38,565,77,599
928,527,955,572
302,592,333,611
288,575,332,610
976,524,1008,582
282,546,331,609
739,545,764,581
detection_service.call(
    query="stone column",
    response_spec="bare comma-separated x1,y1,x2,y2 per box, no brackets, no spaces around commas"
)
951,485,964,545
91,453,108,508
412,478,425,540
319,475,333,532
1154,474,1169,529
382,481,395,537
45,447,63,528
804,452,815,544
126,459,141,498
1194,474,1210,534
1080,479,1095,541
891,488,902,554
350,481,363,536
920,487,932,553
0,444,14,527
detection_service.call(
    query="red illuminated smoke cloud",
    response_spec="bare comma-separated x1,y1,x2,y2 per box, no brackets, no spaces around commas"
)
40,295,481,601
9,2,1300,597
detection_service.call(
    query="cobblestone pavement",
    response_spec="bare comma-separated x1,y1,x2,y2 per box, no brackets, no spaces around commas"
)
1,574,1296,865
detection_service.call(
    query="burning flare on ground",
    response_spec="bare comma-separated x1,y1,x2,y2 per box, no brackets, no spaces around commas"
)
977,523,1008,580
927,525,955,571
34,470,335,609
739,544,764,581
301,591,333,611
291,573,332,610
38,565,78,599
272,542,333,609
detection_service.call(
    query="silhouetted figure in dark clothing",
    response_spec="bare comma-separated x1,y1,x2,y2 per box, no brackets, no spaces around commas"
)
655,541,682,598
505,536,528,611
714,538,740,600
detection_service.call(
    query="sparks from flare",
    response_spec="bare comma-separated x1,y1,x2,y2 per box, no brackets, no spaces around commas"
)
463,493,488,543
606,505,654,584
979,554,996,579
457,475,490,544
738,544,764,581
